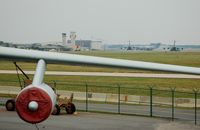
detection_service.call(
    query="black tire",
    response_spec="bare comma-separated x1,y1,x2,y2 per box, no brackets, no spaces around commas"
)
52,104,60,115
65,103,76,114
5,99,15,111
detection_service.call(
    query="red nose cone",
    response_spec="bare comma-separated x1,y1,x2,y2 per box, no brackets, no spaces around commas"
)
16,87,52,124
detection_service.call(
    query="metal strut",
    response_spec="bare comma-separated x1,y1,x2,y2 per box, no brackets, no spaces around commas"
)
13,62,30,89
13,62,30,79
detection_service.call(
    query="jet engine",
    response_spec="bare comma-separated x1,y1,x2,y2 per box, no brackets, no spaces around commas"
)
15,83,56,124
15,59,56,124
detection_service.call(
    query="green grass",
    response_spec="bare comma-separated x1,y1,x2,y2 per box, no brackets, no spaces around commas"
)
0,93,16,98
0,74,200,97
73,51,200,67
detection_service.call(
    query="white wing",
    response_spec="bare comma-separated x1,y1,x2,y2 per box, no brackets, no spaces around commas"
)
0,46,200,75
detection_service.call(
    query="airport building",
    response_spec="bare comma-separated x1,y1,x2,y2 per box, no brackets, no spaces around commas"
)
74,40,102,51
0,31,103,51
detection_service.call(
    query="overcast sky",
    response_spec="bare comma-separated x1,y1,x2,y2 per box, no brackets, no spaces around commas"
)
0,0,200,44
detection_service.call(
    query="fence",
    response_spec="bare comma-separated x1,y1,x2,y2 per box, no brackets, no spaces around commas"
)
50,81,200,125
0,80,199,125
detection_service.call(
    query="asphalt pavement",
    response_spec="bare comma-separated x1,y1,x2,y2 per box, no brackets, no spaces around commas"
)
0,107,200,130
73,101,200,122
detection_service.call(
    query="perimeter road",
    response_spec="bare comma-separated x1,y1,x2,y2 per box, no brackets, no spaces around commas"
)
1,70,200,79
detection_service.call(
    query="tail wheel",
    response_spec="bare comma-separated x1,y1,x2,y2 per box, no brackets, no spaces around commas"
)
6,99,15,111
52,104,60,115
65,103,76,114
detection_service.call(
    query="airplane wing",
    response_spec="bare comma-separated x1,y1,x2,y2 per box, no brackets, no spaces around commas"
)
0,46,200,75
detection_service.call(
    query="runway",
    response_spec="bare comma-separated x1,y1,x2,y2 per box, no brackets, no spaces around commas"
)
0,70,200,79
0,107,199,130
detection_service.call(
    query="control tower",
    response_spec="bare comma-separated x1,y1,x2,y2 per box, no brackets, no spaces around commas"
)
70,32,76,50
62,33,67,46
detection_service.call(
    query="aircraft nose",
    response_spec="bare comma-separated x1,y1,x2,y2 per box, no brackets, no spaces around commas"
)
28,101,38,111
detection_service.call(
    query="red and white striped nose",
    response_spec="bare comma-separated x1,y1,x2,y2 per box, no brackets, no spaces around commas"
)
15,87,53,124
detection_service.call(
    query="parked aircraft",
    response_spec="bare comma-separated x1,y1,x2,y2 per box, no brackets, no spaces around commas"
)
0,46,200,124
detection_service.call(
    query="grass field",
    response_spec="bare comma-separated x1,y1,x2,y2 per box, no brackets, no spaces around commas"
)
0,51,200,97
0,73,199,92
